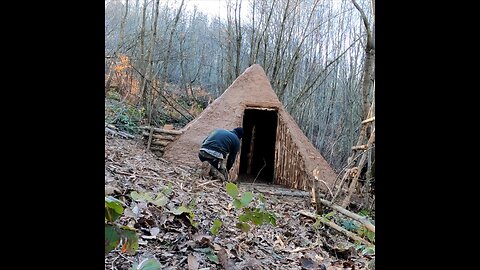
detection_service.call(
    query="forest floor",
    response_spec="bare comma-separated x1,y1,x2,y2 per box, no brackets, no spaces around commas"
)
105,132,375,270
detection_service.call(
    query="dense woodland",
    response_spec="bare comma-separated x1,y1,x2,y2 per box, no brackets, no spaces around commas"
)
105,0,374,179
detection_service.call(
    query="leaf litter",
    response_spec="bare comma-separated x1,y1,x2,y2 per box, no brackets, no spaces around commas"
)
105,134,375,269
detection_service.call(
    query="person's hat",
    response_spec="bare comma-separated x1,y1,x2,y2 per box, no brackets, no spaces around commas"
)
233,127,244,139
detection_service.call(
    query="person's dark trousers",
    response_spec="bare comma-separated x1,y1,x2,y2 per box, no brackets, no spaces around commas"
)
198,150,228,181
198,151,220,169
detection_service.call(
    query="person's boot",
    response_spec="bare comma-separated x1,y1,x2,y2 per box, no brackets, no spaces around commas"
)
200,161,212,179
209,167,226,182
219,168,229,182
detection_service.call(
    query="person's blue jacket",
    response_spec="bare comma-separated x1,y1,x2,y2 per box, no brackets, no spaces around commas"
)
201,128,243,170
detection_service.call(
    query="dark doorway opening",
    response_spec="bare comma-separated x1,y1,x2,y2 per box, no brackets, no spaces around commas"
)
238,108,277,183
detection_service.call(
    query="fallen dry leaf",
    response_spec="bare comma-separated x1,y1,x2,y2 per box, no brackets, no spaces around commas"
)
150,227,160,237
218,248,238,270
188,254,199,270
104,134,375,270
193,234,212,247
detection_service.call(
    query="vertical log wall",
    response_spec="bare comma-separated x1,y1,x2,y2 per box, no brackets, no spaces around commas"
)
274,116,313,191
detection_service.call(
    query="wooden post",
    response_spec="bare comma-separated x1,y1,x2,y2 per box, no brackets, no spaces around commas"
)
146,126,154,152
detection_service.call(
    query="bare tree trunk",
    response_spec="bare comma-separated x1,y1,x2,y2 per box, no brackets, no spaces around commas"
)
145,0,160,124
330,0,376,209
270,0,291,99
234,0,243,77
106,0,129,95
165,0,185,80
225,1,235,84
138,0,148,106
365,82,375,185
255,0,275,69
116,0,129,54
179,34,192,104
277,0,321,100
105,61,115,95
158,0,185,99
352,0,374,120
248,0,256,65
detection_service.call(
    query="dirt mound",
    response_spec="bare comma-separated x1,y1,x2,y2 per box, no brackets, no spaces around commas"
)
163,64,337,192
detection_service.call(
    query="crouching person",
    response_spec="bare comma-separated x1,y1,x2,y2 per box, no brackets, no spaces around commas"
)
198,127,244,182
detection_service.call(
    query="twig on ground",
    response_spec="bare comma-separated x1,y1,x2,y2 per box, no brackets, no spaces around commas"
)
111,255,120,270
253,158,267,184
117,251,134,263
197,179,220,187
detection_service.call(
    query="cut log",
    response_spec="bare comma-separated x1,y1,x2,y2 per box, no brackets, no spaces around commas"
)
151,140,170,147
141,126,183,135
299,210,373,246
142,131,176,141
105,127,135,139
342,128,375,208
105,127,117,135
106,124,118,130
118,131,135,139
351,145,368,150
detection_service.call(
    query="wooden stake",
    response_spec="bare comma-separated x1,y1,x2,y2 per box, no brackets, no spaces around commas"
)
146,126,154,152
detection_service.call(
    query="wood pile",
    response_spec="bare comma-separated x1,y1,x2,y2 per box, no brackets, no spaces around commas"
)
141,125,183,155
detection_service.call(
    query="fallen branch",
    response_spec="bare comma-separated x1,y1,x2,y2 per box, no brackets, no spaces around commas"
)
117,131,135,139
318,198,375,232
197,179,220,187
253,158,266,184
105,127,135,139
299,210,372,246
105,127,117,135
285,245,319,253
313,178,334,199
